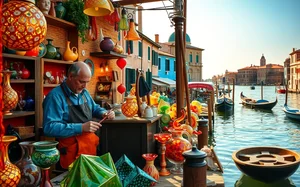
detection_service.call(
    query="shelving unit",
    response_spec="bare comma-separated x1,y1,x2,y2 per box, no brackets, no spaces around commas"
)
90,51,127,59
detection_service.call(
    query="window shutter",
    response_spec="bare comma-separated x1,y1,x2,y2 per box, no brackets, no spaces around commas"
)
125,68,136,96
138,41,142,57
148,47,151,61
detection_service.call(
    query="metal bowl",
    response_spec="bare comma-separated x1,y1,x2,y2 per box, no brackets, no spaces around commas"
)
232,146,300,183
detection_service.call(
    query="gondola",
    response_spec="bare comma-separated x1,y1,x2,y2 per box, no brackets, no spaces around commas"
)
250,84,255,90
240,92,277,110
282,84,300,121
215,95,234,112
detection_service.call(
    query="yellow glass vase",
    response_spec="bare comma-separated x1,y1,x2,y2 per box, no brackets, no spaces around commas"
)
63,41,78,62
121,97,138,118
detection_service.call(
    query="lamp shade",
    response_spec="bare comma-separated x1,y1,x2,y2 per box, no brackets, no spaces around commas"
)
2,0,47,51
117,84,126,94
84,0,114,17
119,8,129,31
116,58,127,69
125,19,141,41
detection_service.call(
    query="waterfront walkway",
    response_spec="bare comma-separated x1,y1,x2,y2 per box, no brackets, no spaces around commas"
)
50,170,224,187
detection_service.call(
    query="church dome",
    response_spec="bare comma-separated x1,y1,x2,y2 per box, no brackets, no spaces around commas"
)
168,32,191,44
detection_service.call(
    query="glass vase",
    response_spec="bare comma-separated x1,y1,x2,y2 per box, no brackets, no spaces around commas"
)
54,1,66,19
0,136,21,187
165,128,192,174
142,153,159,186
15,141,41,187
2,70,18,114
44,39,57,59
31,141,60,187
121,97,138,118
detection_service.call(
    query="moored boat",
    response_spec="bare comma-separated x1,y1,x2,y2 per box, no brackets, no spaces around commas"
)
282,83,300,121
215,96,234,112
276,86,286,94
250,84,255,90
240,92,277,110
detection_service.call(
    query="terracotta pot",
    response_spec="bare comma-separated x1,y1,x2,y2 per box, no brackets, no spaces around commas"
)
2,71,18,114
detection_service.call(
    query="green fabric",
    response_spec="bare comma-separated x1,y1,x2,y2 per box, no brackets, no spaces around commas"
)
60,153,122,187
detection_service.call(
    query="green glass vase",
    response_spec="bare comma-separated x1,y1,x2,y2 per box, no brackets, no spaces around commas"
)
55,2,66,19
44,39,57,59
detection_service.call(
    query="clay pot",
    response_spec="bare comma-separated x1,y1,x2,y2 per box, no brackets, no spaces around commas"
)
100,37,114,52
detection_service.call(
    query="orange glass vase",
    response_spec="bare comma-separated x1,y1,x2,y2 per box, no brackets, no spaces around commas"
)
2,71,18,114
0,136,21,187
63,41,78,62
121,97,138,118
142,154,159,186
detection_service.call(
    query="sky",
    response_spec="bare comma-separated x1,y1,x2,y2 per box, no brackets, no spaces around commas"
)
139,0,300,79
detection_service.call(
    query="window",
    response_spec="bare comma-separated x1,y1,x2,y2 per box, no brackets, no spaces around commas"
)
166,59,170,71
174,60,176,72
138,41,142,57
196,55,199,63
158,58,161,70
189,53,193,62
125,68,136,96
148,46,151,61
152,50,158,66
126,41,133,54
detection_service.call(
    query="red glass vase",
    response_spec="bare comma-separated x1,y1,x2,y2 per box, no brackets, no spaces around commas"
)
142,154,159,186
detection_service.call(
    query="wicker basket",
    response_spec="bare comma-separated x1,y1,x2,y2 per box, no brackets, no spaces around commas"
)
13,126,34,135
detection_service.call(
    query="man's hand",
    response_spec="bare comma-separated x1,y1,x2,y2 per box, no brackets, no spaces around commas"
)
82,121,102,133
103,111,115,120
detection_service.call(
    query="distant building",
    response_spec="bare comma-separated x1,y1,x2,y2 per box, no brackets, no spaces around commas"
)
237,65,259,85
257,64,284,85
225,70,238,84
260,54,266,66
289,48,300,92
283,58,290,84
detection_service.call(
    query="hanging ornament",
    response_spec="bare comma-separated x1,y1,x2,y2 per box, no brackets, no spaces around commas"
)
117,84,126,94
116,58,127,69
2,0,47,51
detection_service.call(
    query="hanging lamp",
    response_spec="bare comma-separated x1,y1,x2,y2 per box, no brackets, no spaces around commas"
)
119,8,129,31
125,19,141,41
83,0,114,17
1,0,47,50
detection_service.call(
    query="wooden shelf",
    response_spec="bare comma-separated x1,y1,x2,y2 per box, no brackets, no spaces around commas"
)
42,58,74,65
2,53,36,60
11,79,35,83
44,14,76,30
4,111,35,119
44,84,59,87
90,51,127,59
20,133,35,140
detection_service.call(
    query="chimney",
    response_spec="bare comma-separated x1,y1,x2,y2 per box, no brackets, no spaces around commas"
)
293,48,296,52
155,34,159,43
138,6,143,32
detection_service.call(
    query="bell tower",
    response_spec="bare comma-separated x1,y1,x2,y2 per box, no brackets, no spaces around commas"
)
260,54,266,66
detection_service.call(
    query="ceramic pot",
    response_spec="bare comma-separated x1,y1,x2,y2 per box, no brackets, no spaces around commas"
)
21,67,30,79
0,136,21,187
25,46,39,57
24,96,35,111
44,39,57,59
2,71,18,114
31,141,60,187
100,37,114,52
55,1,66,19
142,154,159,186
55,47,62,60
15,141,41,187
63,41,78,62
121,97,138,118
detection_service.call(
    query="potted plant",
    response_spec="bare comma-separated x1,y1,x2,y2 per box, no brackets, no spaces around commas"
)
63,0,89,43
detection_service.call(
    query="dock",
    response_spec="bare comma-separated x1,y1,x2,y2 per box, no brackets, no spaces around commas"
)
50,170,224,187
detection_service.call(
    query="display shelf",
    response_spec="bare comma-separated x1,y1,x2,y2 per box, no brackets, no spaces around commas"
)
11,79,35,83
4,111,35,119
42,58,75,65
44,14,76,29
20,133,35,140
3,53,37,60
90,51,127,59
44,84,60,87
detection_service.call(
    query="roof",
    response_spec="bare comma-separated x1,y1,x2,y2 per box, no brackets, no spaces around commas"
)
290,49,300,55
137,30,161,48
152,77,176,87
238,65,259,70
186,44,204,51
168,32,191,44
158,50,175,58
259,64,284,69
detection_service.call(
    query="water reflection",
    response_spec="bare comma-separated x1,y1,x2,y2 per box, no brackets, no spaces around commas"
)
212,86,300,186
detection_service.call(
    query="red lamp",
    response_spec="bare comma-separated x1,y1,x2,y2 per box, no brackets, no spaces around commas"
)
117,84,126,94
116,58,127,69
2,0,47,51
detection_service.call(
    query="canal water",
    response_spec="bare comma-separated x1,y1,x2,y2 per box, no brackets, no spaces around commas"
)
212,85,300,186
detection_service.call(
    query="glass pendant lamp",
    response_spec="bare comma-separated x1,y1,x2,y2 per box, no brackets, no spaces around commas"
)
119,8,129,31
125,19,141,41
83,0,114,16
